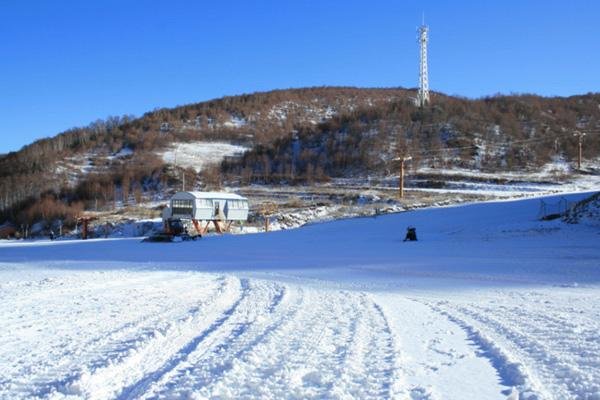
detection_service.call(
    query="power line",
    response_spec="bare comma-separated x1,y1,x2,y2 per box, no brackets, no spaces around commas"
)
409,129,599,157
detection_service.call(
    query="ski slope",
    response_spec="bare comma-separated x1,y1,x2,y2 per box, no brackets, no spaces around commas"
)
1,192,599,399
158,141,248,172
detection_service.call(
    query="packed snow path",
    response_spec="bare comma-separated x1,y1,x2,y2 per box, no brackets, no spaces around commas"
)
0,271,399,399
4,272,598,399
423,289,600,399
1,192,599,399
1,269,525,399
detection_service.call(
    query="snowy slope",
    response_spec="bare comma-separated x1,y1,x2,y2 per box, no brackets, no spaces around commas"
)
1,192,599,399
158,141,249,172
565,192,600,227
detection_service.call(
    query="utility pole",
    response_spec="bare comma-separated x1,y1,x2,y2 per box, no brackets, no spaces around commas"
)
261,202,278,232
574,131,586,170
395,156,412,199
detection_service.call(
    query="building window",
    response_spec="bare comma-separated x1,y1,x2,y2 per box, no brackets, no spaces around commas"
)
172,199,193,215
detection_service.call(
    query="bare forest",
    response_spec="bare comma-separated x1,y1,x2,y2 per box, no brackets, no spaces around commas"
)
1,87,599,228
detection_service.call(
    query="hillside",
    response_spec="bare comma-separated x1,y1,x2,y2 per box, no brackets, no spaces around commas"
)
1,87,599,229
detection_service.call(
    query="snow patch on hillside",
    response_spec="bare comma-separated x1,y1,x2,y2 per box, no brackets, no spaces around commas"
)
267,101,337,124
159,141,249,172
108,147,133,159
417,160,573,182
222,116,247,128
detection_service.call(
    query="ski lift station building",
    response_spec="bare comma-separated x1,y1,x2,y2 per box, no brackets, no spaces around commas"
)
162,191,249,222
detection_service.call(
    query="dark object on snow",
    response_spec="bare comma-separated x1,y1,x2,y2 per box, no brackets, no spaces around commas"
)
0,223,16,239
142,232,197,243
165,218,185,236
404,226,417,242
143,218,198,243
49,230,55,241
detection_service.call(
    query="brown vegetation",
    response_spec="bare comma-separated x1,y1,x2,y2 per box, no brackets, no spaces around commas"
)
1,87,599,228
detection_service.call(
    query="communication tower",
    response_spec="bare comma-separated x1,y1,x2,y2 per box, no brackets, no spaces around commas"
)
417,18,430,107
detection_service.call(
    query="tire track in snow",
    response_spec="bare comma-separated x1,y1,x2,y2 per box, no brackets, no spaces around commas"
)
58,275,244,399
375,294,522,400
439,301,600,400
329,294,399,399
4,273,227,399
191,288,398,399
115,277,257,400
134,280,293,399
424,300,543,400
371,301,404,398
203,287,340,398
82,276,231,370
328,298,363,398
193,285,317,398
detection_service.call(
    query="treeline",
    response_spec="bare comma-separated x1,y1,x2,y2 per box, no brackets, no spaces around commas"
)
73,152,168,209
2,151,170,227
0,115,167,215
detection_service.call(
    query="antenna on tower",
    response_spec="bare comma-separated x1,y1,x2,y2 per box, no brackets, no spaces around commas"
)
417,16,430,108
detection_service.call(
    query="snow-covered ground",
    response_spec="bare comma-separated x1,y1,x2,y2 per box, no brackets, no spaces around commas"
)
332,169,600,200
159,141,249,172
1,192,599,399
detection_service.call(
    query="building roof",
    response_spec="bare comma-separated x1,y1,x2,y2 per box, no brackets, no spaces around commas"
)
172,191,247,201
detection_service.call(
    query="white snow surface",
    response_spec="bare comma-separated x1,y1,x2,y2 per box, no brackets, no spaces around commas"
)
159,141,249,172
1,192,600,399
222,116,247,128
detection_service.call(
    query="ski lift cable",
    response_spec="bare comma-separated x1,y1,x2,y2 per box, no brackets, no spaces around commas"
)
408,129,599,157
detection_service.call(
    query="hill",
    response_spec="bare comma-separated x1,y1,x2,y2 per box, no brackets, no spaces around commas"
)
1,87,599,229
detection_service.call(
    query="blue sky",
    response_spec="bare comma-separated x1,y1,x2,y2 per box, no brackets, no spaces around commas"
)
1,0,599,154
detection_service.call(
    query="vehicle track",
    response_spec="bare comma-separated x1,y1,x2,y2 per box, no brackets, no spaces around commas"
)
420,293,600,400
1,272,229,399
3,274,402,399
130,279,292,399
441,300,600,400
54,275,244,399
184,288,399,399
329,295,399,399
419,299,540,398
